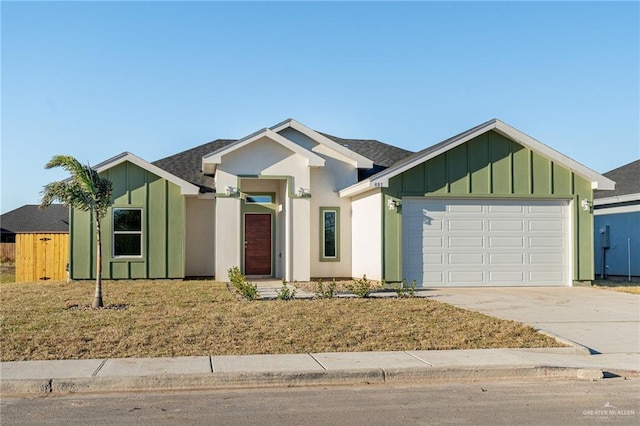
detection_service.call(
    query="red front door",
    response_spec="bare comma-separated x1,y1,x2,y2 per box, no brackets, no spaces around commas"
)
244,214,272,276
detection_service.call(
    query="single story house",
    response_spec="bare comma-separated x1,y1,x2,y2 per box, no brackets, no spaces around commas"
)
69,118,614,287
0,204,69,281
593,160,639,280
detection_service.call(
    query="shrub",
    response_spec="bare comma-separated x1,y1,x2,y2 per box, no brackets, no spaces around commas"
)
395,279,417,298
315,279,337,299
347,275,373,298
227,266,259,300
276,280,297,300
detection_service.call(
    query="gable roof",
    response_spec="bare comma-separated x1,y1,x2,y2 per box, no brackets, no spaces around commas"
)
270,119,374,168
594,159,640,205
320,132,413,168
151,125,410,193
201,128,325,175
340,119,615,198
1,204,69,234
94,152,200,195
153,139,235,193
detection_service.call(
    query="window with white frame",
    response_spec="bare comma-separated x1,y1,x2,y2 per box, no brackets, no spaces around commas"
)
320,207,340,261
113,208,142,257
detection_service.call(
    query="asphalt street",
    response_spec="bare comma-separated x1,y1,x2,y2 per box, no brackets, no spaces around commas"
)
2,378,638,425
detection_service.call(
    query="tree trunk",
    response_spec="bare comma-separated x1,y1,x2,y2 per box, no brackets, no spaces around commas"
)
92,210,104,308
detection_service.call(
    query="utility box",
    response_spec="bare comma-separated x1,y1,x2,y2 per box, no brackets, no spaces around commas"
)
599,225,610,249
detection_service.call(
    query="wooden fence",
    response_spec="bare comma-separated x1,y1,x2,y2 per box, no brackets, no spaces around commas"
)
16,233,69,282
0,242,15,261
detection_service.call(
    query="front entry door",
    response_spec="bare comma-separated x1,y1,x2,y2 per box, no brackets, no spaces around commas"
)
244,214,272,276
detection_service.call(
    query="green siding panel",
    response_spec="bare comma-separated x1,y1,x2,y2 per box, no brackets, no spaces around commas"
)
425,155,447,193
532,152,552,195
70,209,93,279
490,132,511,194
148,176,168,278
167,183,185,278
447,144,469,194
402,165,425,195
553,163,572,194
468,134,490,194
70,161,185,280
511,144,530,195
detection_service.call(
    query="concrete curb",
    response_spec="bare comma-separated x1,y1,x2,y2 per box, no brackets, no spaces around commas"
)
535,329,594,355
0,366,603,395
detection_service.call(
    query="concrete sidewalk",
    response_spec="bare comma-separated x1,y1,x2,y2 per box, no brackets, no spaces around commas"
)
2,347,639,395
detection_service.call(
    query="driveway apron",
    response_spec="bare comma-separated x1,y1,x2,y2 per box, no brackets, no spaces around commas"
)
425,287,640,355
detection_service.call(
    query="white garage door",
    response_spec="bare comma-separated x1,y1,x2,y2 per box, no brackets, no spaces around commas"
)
402,199,571,287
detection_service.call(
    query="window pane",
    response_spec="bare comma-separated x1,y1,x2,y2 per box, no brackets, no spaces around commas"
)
246,195,273,204
114,234,141,256
324,211,336,257
114,209,141,231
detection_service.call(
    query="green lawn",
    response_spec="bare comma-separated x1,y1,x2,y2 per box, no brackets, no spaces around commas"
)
0,279,564,361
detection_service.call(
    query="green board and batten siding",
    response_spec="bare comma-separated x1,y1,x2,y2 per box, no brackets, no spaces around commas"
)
382,130,593,282
70,161,186,279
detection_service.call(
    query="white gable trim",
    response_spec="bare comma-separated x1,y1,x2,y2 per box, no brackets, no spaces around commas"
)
202,128,325,171
271,119,374,169
93,152,200,195
340,119,614,198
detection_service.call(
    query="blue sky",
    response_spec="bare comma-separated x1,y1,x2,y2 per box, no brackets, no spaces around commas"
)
2,1,638,214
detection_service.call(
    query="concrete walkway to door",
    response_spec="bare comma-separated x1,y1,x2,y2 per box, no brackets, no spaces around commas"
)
425,287,639,356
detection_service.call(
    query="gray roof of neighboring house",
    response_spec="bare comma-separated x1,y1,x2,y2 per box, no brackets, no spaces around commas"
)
152,133,414,192
0,204,69,234
594,159,640,199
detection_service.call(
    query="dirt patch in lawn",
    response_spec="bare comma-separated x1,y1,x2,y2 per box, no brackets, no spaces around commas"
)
593,280,640,295
0,280,565,361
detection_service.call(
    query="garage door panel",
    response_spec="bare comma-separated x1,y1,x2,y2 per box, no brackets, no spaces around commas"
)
449,204,483,213
529,253,564,265
449,253,483,265
448,220,484,231
449,271,484,283
489,236,524,248
530,271,565,283
489,220,524,231
490,253,524,264
425,253,443,265
529,237,564,248
489,204,525,214
402,198,570,287
490,271,525,283
449,237,484,248
529,220,563,231
424,271,444,285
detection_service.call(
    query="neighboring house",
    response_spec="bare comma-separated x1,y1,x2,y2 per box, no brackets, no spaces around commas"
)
69,118,614,287
0,204,69,281
593,160,639,280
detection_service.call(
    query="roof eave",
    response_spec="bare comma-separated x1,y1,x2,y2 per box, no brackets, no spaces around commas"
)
95,152,200,195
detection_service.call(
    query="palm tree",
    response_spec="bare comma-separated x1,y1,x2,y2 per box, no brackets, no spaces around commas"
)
40,155,113,308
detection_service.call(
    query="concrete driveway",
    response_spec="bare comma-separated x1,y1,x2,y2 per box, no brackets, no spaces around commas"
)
426,287,639,355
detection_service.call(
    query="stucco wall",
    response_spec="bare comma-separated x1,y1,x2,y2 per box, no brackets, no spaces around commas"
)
594,210,640,278
351,190,382,280
185,197,215,277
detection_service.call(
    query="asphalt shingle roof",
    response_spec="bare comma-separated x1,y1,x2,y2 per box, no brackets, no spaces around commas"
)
594,159,640,199
152,139,235,193
151,132,414,192
1,204,69,234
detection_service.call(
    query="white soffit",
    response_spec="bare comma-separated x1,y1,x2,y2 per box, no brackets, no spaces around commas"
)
271,119,374,169
340,119,614,198
94,152,200,195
